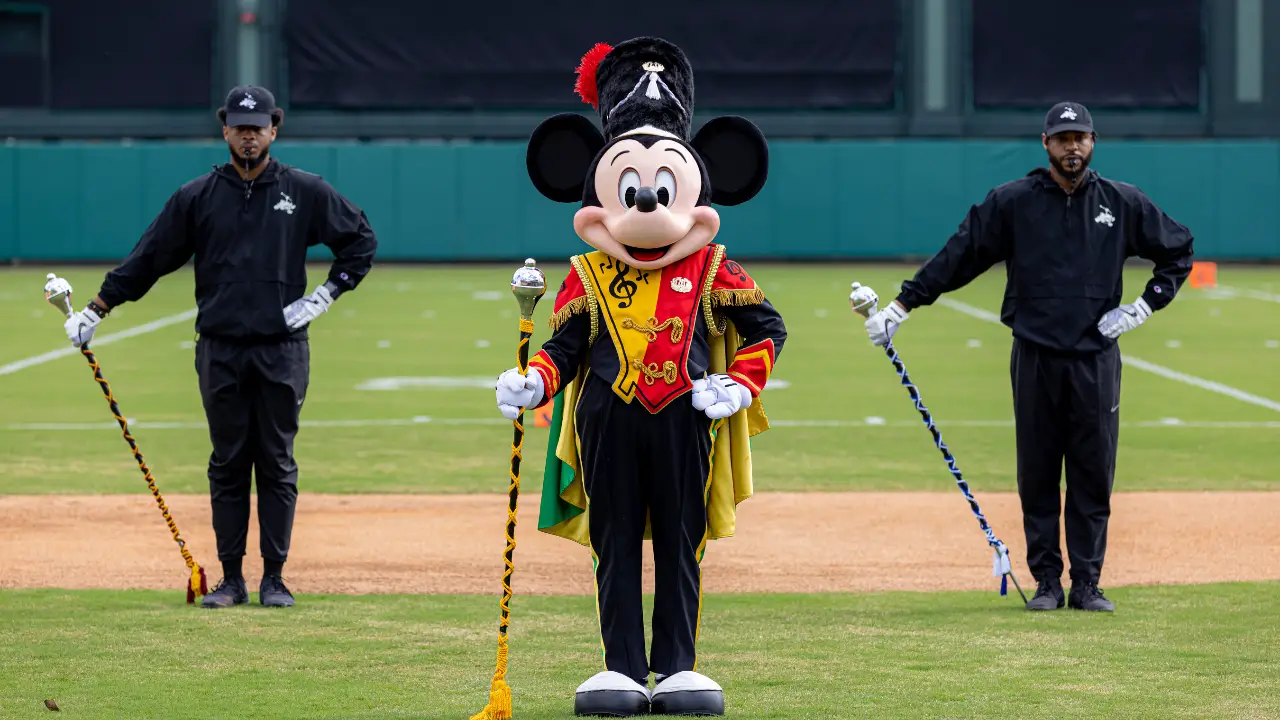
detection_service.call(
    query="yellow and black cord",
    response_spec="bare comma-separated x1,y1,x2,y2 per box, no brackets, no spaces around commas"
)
471,317,535,720
82,346,208,603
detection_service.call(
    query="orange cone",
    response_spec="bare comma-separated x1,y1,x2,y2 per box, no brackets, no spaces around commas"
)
1189,261,1217,289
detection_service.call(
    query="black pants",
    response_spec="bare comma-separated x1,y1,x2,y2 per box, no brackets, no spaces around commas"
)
195,335,310,569
576,372,716,686
1011,338,1120,586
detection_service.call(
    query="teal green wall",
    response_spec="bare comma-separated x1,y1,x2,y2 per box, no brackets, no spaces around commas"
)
2,139,1277,262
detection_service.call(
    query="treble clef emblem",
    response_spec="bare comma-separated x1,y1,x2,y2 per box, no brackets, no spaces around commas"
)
608,261,639,308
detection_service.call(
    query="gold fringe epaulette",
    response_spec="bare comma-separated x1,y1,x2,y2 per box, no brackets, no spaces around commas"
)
548,295,590,331
546,255,601,344
707,287,766,307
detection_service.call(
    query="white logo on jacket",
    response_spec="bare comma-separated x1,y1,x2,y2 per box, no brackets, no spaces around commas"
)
1094,205,1114,227
274,192,296,215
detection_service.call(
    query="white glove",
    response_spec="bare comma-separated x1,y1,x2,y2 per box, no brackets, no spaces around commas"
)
1097,297,1152,339
849,282,879,316
495,367,545,421
691,374,752,420
865,301,909,347
63,308,101,348
283,284,334,330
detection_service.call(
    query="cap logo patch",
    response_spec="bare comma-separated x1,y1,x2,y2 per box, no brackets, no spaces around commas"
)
642,61,664,73
239,93,257,109
1060,106,1077,120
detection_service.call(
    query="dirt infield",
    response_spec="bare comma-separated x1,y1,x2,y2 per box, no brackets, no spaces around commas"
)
2,491,1278,595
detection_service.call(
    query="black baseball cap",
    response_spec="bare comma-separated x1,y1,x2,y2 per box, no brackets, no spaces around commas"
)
1044,101,1094,136
222,85,278,127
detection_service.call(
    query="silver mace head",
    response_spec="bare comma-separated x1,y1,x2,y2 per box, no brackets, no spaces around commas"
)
511,257,547,321
850,282,879,319
44,272,74,318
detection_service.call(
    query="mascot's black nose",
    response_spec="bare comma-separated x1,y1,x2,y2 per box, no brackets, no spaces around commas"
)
634,186,658,213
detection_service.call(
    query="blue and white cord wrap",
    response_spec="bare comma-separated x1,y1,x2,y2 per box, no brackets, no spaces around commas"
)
882,338,1018,597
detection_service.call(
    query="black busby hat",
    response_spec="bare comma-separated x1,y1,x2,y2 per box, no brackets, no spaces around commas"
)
575,37,693,141
527,36,768,207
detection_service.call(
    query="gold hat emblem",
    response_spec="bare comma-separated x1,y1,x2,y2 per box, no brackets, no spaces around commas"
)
642,61,664,73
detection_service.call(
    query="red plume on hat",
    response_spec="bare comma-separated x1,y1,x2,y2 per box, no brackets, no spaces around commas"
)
574,42,613,108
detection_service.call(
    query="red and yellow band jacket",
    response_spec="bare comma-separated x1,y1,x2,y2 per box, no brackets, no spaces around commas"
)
530,244,788,547
528,243,786,414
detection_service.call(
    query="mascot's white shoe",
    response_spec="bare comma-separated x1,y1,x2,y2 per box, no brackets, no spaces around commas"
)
574,670,651,717
650,671,725,716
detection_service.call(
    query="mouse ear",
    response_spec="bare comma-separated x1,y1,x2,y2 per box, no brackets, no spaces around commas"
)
527,113,606,203
691,116,769,206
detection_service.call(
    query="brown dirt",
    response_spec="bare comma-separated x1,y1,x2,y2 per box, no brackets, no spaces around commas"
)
1,491,1277,595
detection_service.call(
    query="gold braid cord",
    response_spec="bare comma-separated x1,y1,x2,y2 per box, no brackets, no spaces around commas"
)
472,320,534,720
621,316,684,344
632,358,679,385
701,245,729,337
82,347,208,603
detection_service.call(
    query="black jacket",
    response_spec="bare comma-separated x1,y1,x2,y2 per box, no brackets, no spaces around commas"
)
97,158,377,341
895,167,1195,353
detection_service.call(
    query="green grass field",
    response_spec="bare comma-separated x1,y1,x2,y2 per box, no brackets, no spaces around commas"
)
2,584,1278,719
2,263,1278,494
2,261,1279,718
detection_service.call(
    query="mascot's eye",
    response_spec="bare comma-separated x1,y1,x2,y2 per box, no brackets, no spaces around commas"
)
655,168,676,206
619,169,641,208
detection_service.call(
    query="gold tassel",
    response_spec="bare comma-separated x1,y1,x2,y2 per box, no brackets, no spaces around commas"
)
707,287,765,308
547,296,589,331
470,635,514,720
186,562,208,604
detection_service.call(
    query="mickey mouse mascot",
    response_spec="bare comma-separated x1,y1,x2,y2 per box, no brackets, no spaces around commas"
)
494,36,787,717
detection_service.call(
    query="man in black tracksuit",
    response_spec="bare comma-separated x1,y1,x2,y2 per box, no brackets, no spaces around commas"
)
61,85,377,609
861,102,1194,612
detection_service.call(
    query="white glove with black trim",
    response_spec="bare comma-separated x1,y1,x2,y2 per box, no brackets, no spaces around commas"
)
1097,297,1152,339
63,307,102,348
283,284,334,330
495,367,545,421
691,374,752,420
864,301,910,347
43,275,102,348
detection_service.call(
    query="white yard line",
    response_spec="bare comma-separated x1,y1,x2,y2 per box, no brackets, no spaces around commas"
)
936,298,1003,324
936,298,1280,414
0,309,198,376
1215,285,1280,304
4,417,1278,432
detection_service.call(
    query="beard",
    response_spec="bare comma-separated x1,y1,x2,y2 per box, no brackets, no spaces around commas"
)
228,142,270,172
1049,147,1091,182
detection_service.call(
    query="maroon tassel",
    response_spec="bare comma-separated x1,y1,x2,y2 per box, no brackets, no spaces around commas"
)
185,565,208,604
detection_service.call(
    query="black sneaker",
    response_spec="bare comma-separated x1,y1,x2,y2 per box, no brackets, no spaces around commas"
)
1025,578,1065,611
201,576,249,609
1068,582,1115,612
259,574,295,608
